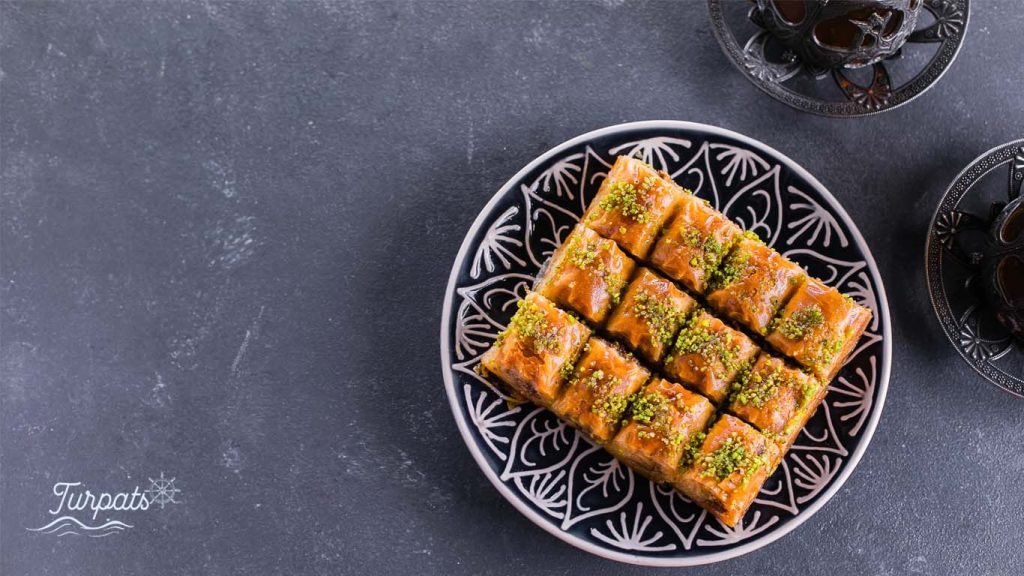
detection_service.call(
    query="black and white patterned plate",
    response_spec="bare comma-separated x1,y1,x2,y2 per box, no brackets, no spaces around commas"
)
440,121,892,565
925,140,1024,398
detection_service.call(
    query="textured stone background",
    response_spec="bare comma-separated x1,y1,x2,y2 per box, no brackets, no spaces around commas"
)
1,1,1022,574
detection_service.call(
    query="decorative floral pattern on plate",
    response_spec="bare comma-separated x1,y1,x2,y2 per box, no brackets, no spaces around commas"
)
441,122,892,565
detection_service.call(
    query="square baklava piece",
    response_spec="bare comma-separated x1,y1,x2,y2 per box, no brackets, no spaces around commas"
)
673,414,779,527
582,156,685,259
607,379,715,482
663,309,760,405
605,267,697,364
766,277,872,381
726,354,826,453
551,338,650,444
536,225,636,325
480,292,591,405
648,193,743,294
706,232,806,335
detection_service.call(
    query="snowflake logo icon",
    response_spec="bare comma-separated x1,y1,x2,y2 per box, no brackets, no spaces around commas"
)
145,472,181,509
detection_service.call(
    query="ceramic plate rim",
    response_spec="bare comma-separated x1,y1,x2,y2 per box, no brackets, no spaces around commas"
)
439,120,892,566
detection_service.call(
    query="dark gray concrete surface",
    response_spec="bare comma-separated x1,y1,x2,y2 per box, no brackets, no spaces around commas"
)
1,1,1022,574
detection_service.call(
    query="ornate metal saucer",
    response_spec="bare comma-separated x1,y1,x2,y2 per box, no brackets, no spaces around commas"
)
707,0,970,117
926,140,1024,398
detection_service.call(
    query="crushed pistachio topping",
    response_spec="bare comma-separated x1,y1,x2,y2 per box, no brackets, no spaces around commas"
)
799,377,820,408
633,291,685,345
582,369,607,390
711,247,751,290
628,390,689,446
742,229,762,242
673,316,744,376
699,434,762,481
571,368,627,424
680,227,726,275
629,391,668,425
607,273,625,305
560,235,624,304
592,392,629,424
778,305,825,340
681,227,702,248
731,364,785,408
700,236,725,270
559,360,576,381
815,337,842,368
565,235,600,270
681,431,706,468
760,429,786,446
598,181,650,223
498,299,561,354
